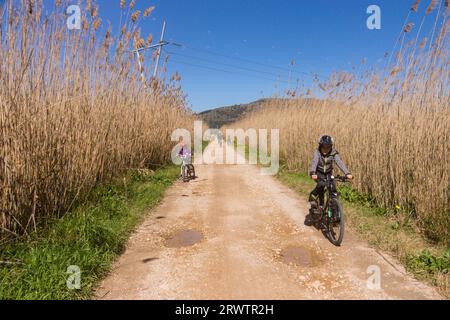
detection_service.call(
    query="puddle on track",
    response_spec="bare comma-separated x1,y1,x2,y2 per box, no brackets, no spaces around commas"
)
166,229,203,248
280,246,319,267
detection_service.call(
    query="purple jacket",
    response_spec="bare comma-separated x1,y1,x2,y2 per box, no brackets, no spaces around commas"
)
178,145,191,157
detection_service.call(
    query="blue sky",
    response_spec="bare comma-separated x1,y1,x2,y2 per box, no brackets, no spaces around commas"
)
40,0,441,111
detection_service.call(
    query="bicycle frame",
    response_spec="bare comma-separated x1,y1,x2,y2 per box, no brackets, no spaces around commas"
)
179,153,195,182
179,153,192,165
315,175,345,220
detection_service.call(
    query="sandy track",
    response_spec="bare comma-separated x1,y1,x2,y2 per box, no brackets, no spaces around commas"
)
96,141,441,300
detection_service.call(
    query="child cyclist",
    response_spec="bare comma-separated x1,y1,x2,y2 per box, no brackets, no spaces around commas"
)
176,137,192,178
309,135,353,212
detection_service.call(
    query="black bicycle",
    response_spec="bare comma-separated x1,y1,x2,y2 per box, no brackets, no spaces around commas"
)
311,175,350,246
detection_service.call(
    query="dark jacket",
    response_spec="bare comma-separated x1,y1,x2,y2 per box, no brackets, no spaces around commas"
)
309,148,350,176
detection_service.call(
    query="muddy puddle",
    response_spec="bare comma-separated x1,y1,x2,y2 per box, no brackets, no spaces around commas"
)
280,246,319,267
166,229,203,248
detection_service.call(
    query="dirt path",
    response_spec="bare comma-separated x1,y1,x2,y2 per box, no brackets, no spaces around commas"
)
96,141,441,300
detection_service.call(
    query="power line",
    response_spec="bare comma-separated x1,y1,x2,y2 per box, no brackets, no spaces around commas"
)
179,45,327,79
164,50,293,80
167,58,290,84
128,20,180,83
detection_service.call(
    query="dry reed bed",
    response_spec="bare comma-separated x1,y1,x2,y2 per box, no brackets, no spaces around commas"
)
234,2,450,245
0,0,193,239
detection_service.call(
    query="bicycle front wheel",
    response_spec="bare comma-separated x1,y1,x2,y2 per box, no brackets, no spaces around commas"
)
327,198,345,246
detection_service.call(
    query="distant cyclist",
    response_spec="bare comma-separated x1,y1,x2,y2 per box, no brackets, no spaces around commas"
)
309,135,353,212
176,137,191,178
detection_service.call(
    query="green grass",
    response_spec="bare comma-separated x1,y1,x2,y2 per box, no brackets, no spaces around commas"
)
0,166,179,300
277,170,449,297
406,249,450,277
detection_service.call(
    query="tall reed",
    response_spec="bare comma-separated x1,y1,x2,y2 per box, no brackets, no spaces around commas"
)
0,0,193,239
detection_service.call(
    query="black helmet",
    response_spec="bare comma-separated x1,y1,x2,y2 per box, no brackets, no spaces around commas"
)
319,135,334,147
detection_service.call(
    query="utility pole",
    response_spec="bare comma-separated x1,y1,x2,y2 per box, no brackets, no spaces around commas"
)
153,20,166,79
129,20,180,84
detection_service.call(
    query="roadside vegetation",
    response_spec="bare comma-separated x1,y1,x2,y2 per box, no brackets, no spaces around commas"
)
0,0,192,299
0,166,179,299
0,1,193,240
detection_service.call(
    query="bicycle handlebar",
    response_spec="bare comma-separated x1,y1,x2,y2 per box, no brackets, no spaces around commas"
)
178,153,192,158
317,175,351,183
334,175,351,182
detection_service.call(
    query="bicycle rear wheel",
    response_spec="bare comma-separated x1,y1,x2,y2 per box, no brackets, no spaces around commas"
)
327,198,345,246
187,164,196,179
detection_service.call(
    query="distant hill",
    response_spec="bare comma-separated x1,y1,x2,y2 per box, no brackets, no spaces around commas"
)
198,99,271,128
198,97,325,128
